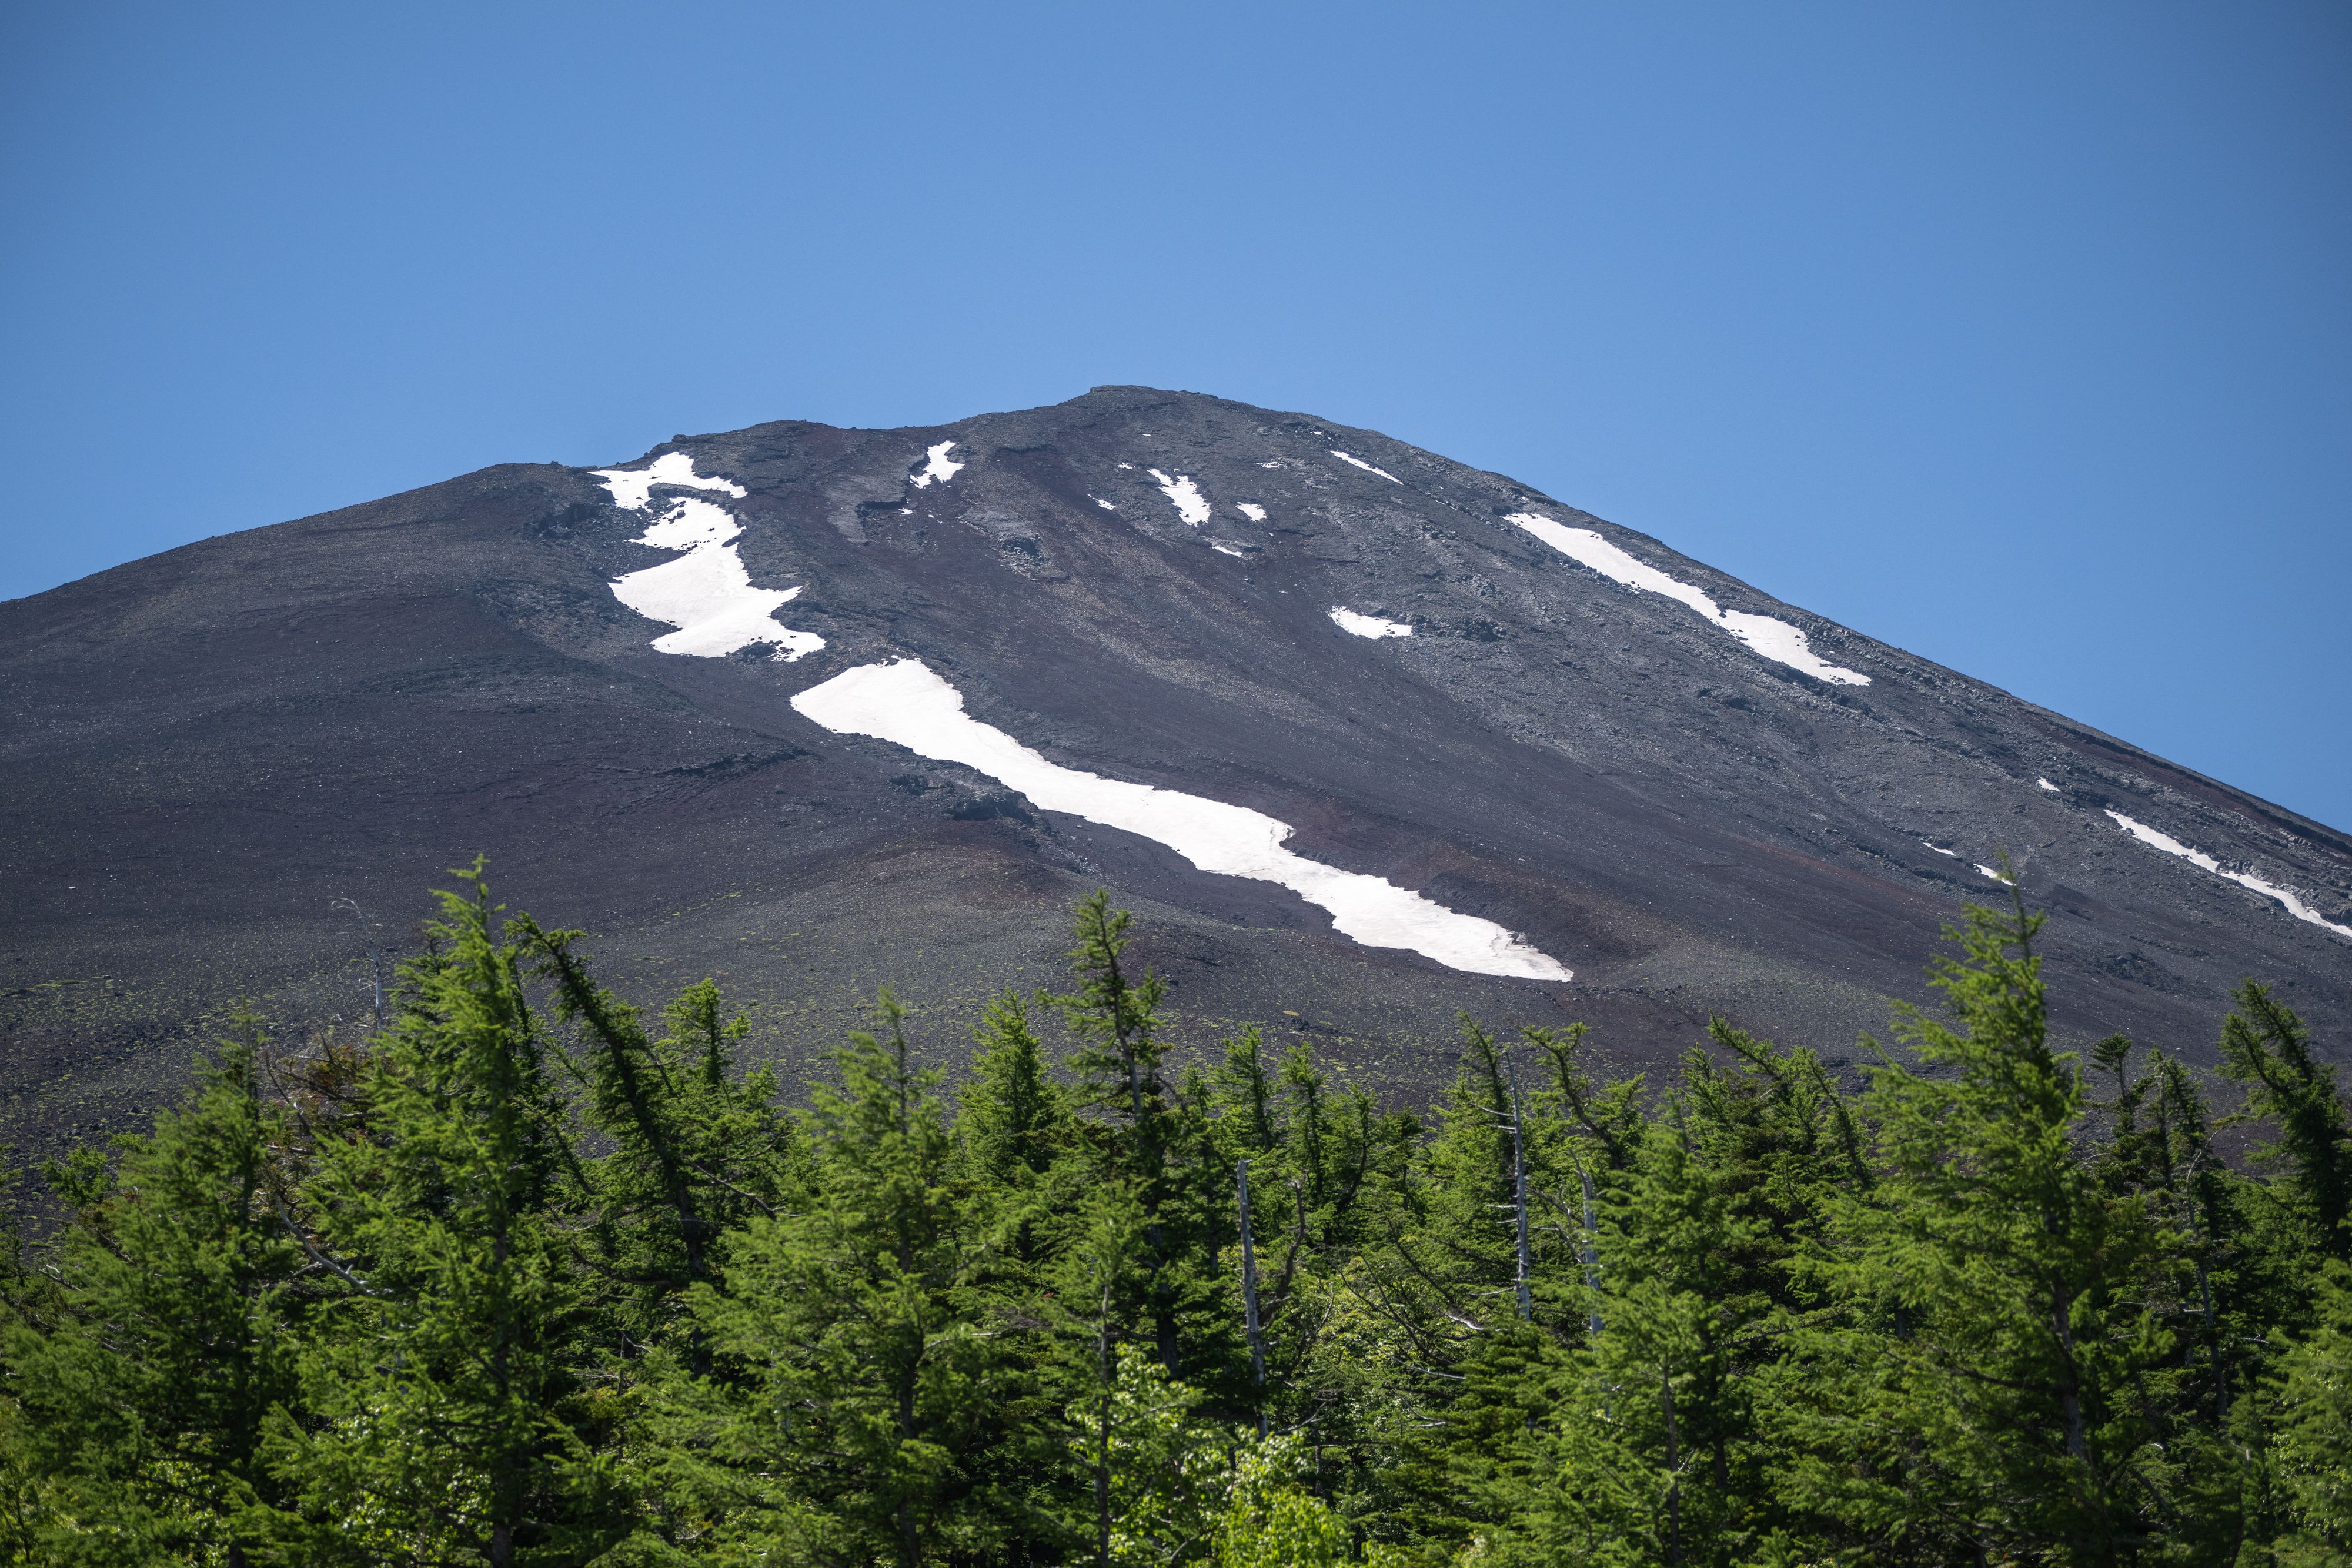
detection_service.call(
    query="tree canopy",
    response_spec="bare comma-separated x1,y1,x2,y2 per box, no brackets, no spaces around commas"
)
0,875,2344,1566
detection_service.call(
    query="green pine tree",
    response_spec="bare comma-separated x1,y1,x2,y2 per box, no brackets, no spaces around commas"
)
2267,1262,2352,1562
1773,895,2176,1563
654,989,1020,1566
2,1016,302,1566
268,866,620,1566
2220,981,2351,1265
523,922,794,1365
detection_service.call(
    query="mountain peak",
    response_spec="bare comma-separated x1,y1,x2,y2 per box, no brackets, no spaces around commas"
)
1,390,2343,1152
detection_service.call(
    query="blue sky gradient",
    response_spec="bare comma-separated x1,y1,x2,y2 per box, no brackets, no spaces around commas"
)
4,3,2347,827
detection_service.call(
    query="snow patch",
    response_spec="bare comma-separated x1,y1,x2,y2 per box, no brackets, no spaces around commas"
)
1329,607,1413,639
609,497,823,662
791,660,1572,980
1149,469,1211,527
909,441,964,489
1923,842,1958,858
1976,864,2010,884
1093,497,1116,510
2037,777,2061,793
592,452,747,512
1331,450,1401,483
1505,513,1870,687
1236,503,1267,523
1211,541,1251,558
2104,811,2352,940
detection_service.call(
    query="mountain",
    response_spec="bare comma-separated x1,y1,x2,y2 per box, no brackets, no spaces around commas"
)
2,386,2346,1153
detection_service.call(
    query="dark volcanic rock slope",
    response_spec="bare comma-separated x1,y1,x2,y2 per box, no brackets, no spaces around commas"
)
3,387,2346,1149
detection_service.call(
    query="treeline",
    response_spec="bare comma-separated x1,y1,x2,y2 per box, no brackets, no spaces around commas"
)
0,867,2347,1566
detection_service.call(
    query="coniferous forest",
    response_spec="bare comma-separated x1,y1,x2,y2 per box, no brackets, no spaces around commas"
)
2,867,2347,1567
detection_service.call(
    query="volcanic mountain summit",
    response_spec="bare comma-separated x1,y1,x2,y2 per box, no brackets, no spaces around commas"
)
3,386,2346,1148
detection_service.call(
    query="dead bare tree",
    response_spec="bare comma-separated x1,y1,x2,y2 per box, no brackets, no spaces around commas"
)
329,896,385,1028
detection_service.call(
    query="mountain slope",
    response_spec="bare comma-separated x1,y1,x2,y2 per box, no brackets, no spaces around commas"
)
2,386,2344,1151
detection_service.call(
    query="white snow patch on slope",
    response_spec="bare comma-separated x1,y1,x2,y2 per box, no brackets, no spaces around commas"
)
1236,502,1267,522
1331,450,1401,483
1329,607,1413,639
1923,842,1958,858
1505,513,1870,686
609,497,823,662
592,451,747,512
1093,497,1116,510
1976,864,2011,884
791,659,1571,980
2038,777,2061,793
1148,469,1210,527
2104,810,2352,940
910,441,964,488
1211,541,1251,558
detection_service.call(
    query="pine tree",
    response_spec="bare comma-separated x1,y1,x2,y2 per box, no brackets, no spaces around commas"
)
1774,895,2176,1563
522,923,793,1365
1050,892,1189,1375
2,1017,302,1565
963,990,1075,1188
1490,1021,1862,1567
12,862,2350,1564
2220,981,2351,1264
1364,1018,1566,1550
1215,1027,1280,1161
269,866,619,1566
2267,1262,2352,1561
658,989,1019,1566
1054,1183,1157,1568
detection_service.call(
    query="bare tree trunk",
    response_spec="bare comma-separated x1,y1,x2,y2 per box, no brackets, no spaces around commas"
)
331,896,386,1027
1661,1364,1683,1567
2053,1292,2088,1460
1581,1166,1603,1339
1511,1087,1531,1322
1237,1159,1269,1436
1097,1286,1114,1568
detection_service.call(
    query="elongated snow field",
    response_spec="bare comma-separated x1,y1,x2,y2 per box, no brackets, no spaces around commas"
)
1506,513,1869,686
791,659,1573,981
1149,469,1211,526
1329,607,1412,639
1330,450,1401,483
597,457,825,662
2105,810,2351,940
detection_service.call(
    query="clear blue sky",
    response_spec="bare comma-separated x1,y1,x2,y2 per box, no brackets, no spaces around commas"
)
5,3,2347,829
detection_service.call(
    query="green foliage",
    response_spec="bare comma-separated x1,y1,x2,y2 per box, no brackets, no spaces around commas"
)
1,1015,300,1564
644,989,1031,1565
1770,897,2178,1560
267,865,624,1566
2269,1263,2352,1559
2222,979,2352,1262
0,875,2341,1568
1081,1345,1354,1568
964,989,1074,1186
